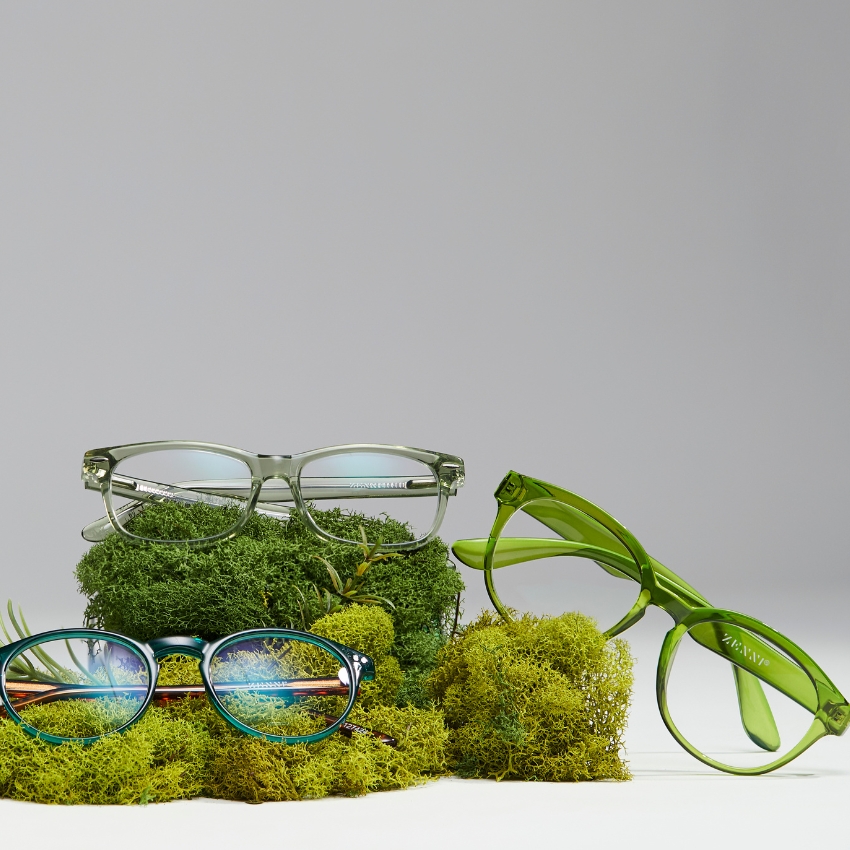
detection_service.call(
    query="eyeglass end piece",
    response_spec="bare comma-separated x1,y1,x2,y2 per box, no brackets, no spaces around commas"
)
81,517,117,543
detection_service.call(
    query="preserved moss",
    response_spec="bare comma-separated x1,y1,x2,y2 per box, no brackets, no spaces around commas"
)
427,611,633,782
309,606,403,708
0,607,449,805
75,502,463,699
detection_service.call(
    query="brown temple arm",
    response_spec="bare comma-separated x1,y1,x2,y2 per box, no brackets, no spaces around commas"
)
2,680,397,747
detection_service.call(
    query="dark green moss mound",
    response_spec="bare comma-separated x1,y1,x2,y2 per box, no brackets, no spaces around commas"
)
0,606,449,805
427,611,633,782
75,502,463,701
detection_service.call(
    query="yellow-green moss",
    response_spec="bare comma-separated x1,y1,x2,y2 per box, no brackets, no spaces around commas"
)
427,611,633,782
0,705,211,805
310,605,403,708
205,704,448,802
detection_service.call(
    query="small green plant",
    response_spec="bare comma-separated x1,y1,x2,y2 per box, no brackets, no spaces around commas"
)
0,601,80,686
313,526,398,615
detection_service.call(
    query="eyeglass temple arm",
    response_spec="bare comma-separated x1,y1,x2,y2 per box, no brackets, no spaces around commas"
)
85,475,449,502
455,537,837,722
80,478,294,542
452,537,709,610
81,474,450,542
452,538,824,706
2,680,397,747
452,537,794,749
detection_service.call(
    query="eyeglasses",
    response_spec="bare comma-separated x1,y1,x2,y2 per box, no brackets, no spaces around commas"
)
0,625,395,746
81,441,465,550
451,471,848,776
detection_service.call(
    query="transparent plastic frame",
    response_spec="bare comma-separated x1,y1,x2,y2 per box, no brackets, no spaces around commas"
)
452,471,849,775
81,441,465,550
0,627,389,746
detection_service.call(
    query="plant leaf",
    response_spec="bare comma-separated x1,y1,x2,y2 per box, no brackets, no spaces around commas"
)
7,600,27,641
325,564,344,595
349,595,396,609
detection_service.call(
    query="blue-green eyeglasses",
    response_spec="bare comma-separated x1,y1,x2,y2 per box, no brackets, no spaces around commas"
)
0,627,393,746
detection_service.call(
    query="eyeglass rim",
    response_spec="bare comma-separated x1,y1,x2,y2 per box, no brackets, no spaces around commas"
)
479,471,654,634
0,626,370,746
657,607,846,775
82,441,465,550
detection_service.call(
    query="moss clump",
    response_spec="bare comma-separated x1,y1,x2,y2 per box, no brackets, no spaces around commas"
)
0,606,449,805
309,605,403,708
75,502,463,701
0,705,211,805
0,702,448,805
427,611,633,782
204,703,448,802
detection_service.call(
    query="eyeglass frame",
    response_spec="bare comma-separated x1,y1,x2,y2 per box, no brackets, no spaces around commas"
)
0,626,391,747
81,441,465,550
451,470,849,776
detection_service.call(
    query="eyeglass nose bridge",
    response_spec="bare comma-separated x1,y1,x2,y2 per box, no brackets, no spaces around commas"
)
254,455,294,479
148,635,209,661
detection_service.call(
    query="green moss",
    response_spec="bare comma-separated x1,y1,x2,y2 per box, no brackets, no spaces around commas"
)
75,502,463,702
205,704,448,802
427,611,633,782
0,700,448,805
309,605,403,708
0,607,449,805
0,705,211,805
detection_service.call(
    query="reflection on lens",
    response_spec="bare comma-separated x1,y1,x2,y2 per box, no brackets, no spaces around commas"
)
665,622,818,771
4,637,150,740
110,449,253,541
491,499,640,630
300,452,439,545
209,635,352,739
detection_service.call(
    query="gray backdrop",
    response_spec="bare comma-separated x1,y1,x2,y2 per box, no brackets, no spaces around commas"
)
1,3,847,662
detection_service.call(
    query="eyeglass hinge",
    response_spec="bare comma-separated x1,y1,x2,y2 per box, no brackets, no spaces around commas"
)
440,462,465,491
496,471,525,503
81,456,110,487
823,701,849,734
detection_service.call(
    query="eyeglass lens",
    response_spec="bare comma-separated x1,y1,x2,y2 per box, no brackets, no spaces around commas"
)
4,636,150,740
491,499,640,629
665,623,818,771
208,635,352,739
299,451,439,543
108,449,254,541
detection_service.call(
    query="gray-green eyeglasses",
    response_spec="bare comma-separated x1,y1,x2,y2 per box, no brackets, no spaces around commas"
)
82,441,465,550
452,471,848,776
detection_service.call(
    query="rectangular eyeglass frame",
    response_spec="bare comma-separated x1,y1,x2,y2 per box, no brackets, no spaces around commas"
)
81,441,464,550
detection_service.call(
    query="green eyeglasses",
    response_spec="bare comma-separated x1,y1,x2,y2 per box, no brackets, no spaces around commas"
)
451,471,848,776
0,626,394,746
81,441,465,550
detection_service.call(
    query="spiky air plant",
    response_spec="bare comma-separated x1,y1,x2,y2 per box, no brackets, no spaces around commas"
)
0,600,85,686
